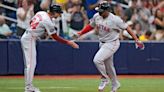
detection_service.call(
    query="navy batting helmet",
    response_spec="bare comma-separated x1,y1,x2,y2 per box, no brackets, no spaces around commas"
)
95,1,111,12
49,4,63,13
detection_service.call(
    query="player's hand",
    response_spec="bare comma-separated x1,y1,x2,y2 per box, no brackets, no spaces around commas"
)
67,41,79,49
72,31,81,39
135,40,145,50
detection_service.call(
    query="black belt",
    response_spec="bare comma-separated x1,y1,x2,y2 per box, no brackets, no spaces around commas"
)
100,39,118,43
101,41,106,43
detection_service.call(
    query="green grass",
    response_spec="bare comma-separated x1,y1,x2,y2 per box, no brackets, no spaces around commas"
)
0,77,164,92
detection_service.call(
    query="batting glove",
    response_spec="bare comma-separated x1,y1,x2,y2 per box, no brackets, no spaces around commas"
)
135,40,145,50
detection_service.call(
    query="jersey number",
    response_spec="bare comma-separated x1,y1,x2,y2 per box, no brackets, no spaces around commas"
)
30,14,42,29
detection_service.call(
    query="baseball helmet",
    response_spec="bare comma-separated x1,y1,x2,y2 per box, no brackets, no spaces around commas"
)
95,1,111,12
49,4,63,13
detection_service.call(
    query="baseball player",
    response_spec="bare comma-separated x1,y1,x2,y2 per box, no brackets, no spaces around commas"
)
76,1,144,92
21,4,79,92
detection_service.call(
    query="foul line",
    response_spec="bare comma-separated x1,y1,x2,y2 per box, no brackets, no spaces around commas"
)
7,86,77,90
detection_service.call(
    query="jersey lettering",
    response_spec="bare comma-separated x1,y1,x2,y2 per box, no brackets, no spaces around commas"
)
97,24,110,32
30,14,42,29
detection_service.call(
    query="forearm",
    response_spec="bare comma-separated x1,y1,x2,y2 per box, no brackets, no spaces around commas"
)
126,24,145,50
154,18,164,27
51,33,68,44
51,33,79,49
126,26,139,41
78,24,94,36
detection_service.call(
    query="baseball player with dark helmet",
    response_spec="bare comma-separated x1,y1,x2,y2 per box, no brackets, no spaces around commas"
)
76,1,144,92
21,4,79,92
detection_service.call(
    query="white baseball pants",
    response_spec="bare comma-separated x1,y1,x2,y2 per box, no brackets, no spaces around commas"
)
93,39,120,84
21,31,36,87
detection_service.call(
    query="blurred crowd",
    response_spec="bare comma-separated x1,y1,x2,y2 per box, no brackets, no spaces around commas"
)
0,0,164,41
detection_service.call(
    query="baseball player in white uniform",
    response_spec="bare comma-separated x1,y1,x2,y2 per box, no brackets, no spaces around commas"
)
76,1,144,92
21,4,79,92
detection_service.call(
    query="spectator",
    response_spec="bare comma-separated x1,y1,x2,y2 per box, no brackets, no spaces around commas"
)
40,0,52,11
113,3,124,17
68,0,89,39
153,9,164,40
33,0,42,14
18,0,23,7
148,0,159,10
54,0,68,8
154,0,164,12
54,0,68,4
16,0,34,37
61,0,78,39
139,31,152,41
137,0,151,32
83,0,98,19
0,16,12,39
124,0,138,21
133,21,143,37
64,0,76,23
30,0,51,14
65,0,73,8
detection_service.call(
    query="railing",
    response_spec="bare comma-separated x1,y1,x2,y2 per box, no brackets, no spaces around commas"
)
0,3,17,23
0,3,17,11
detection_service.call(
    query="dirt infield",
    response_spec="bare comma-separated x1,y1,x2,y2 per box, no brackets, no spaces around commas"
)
0,75,164,79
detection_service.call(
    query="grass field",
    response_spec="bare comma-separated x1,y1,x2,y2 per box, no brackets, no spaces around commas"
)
0,75,164,92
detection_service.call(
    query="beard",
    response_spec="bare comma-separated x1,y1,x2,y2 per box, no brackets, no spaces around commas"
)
98,11,104,16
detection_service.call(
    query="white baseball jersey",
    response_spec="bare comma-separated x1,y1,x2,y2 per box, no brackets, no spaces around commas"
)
21,11,57,87
90,13,128,42
27,11,57,37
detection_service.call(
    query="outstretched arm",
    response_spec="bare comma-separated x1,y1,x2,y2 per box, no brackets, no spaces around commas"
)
51,33,79,49
126,26,138,41
126,26,145,50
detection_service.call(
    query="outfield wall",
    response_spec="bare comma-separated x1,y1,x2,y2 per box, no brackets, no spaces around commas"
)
0,40,164,75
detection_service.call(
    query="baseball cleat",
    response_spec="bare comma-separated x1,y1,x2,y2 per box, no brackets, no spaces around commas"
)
110,81,120,92
25,85,41,92
98,78,109,92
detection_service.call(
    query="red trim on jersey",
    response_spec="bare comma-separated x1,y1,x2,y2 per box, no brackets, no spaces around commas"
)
51,33,68,44
78,24,94,36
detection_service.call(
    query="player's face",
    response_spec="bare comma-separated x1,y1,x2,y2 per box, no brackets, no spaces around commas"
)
99,11,104,16
53,12,61,18
99,11,108,18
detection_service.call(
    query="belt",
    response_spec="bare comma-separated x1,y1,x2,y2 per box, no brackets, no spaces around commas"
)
101,41,106,43
100,39,118,43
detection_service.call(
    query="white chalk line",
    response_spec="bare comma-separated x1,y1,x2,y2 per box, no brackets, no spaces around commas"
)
7,86,77,90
